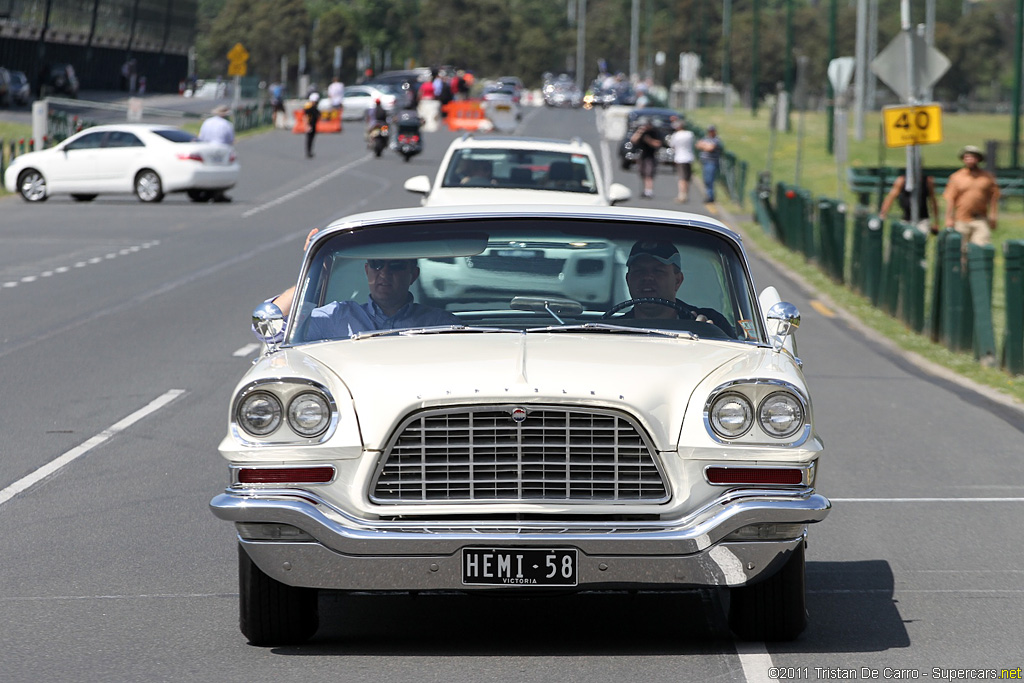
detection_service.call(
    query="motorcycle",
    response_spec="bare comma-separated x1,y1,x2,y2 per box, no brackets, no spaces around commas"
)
391,111,423,162
367,121,389,157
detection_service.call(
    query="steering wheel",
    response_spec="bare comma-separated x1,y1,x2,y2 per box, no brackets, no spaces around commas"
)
601,297,688,319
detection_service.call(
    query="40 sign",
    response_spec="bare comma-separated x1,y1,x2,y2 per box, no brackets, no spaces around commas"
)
882,104,943,148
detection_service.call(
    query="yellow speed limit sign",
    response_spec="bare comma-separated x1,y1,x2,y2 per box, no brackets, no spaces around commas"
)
882,104,943,148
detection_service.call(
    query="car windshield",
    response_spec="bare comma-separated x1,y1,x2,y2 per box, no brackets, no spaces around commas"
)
153,129,198,143
284,217,763,346
441,148,598,194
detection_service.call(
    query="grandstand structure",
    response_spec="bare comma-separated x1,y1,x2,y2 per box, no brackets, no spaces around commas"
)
0,0,197,95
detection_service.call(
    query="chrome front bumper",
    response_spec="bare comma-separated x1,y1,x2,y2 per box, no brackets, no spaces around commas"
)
210,489,830,591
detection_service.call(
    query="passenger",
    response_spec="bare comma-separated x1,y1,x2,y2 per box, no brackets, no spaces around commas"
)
260,229,459,343
622,241,735,336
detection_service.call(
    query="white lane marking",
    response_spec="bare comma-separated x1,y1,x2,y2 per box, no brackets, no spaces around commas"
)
1,240,160,291
832,497,1024,502
242,154,372,218
232,343,260,357
735,642,778,683
0,389,185,507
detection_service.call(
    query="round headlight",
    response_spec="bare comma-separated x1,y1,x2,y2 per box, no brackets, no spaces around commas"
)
237,392,282,436
758,392,804,438
709,393,754,439
288,392,331,437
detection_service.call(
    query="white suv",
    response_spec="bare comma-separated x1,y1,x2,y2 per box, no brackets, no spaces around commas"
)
404,135,631,207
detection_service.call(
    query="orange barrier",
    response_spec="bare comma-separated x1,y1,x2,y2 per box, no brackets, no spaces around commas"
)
292,108,343,134
443,100,486,131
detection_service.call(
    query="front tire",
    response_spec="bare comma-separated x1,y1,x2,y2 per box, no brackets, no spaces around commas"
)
728,542,807,642
238,544,319,646
17,169,48,202
134,169,164,203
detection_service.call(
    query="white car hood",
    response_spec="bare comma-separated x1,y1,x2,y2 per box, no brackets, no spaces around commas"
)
294,333,753,450
424,187,611,207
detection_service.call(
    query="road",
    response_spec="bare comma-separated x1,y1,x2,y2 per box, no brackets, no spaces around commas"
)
1,102,1022,682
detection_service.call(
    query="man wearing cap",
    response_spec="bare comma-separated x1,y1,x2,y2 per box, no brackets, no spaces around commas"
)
622,241,735,337
943,145,1000,249
198,105,235,202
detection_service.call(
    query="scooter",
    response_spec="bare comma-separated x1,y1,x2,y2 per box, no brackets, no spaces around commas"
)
391,111,423,162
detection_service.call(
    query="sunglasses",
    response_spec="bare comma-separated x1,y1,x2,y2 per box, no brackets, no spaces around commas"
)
366,259,412,272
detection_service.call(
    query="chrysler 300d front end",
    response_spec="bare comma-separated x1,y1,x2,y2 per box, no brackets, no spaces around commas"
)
212,206,829,646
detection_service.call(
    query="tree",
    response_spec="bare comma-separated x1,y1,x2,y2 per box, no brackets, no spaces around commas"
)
198,0,310,82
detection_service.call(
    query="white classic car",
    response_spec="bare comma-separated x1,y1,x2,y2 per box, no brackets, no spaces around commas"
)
211,205,829,646
404,135,632,207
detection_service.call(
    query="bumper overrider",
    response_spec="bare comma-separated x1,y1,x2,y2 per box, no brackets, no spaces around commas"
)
210,487,830,591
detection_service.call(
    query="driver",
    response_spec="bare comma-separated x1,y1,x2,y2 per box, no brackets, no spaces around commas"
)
259,229,459,342
622,241,735,336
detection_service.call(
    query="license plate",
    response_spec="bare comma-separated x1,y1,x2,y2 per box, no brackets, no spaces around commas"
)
495,104,511,111
462,548,578,586
495,249,540,258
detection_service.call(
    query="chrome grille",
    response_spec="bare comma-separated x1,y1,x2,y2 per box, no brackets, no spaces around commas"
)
370,406,668,504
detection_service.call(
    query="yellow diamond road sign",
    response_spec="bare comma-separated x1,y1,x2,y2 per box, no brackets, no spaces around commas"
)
882,104,943,148
227,43,249,77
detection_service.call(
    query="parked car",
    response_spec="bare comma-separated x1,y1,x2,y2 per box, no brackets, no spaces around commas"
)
38,63,79,98
212,204,829,646
404,135,631,207
3,124,239,203
339,84,398,121
619,107,683,170
9,70,31,105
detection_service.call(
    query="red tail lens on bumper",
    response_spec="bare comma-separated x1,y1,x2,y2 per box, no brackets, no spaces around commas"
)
705,467,803,486
177,152,203,161
238,466,335,484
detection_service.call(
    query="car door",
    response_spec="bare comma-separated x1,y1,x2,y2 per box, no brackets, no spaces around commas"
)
49,131,106,191
342,87,370,119
99,130,147,191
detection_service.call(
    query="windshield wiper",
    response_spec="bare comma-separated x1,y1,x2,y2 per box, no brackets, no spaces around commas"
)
350,325,518,340
528,323,698,340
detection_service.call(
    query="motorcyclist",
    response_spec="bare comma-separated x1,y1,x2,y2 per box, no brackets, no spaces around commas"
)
366,98,388,134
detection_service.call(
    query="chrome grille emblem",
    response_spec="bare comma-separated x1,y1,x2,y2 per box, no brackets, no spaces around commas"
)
510,407,527,423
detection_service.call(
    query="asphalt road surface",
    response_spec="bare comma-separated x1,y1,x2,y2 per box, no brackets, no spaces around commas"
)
1,102,1022,683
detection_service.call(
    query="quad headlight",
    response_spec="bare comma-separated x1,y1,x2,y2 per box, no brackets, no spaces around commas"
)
233,380,337,444
704,380,809,445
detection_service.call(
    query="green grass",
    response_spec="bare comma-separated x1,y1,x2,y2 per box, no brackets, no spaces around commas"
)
696,105,1024,405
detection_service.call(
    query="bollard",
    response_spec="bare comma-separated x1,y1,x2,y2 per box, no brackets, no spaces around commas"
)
880,220,904,316
937,231,969,352
902,227,927,333
863,215,884,305
966,244,997,365
1002,240,1024,374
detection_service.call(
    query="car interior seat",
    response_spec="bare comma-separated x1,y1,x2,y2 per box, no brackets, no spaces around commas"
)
545,161,579,191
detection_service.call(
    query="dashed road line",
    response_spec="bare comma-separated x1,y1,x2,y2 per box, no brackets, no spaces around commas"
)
233,343,260,357
1,240,160,291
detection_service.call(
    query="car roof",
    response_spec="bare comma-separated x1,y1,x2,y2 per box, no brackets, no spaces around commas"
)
316,204,742,245
444,135,594,154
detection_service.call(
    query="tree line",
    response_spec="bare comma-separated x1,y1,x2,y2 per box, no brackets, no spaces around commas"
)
196,0,1018,106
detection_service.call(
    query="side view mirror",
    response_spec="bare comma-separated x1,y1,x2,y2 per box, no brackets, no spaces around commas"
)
404,175,431,195
766,301,801,354
252,301,285,347
608,183,632,205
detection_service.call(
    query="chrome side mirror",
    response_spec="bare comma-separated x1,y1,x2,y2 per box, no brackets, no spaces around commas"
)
766,301,800,353
252,301,285,348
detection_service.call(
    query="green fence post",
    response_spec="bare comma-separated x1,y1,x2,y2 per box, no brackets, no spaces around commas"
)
939,231,967,351
816,199,833,277
1002,240,1024,374
967,244,997,365
800,188,816,260
775,183,791,248
881,220,904,316
864,215,884,305
903,227,927,333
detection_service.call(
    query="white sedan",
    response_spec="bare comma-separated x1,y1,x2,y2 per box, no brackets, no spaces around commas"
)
404,135,632,207
339,84,398,121
3,124,239,203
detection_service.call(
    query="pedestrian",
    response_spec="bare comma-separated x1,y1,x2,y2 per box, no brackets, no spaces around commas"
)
630,117,663,199
197,104,235,202
695,124,723,204
943,145,1000,251
327,76,344,113
269,81,286,128
878,163,939,235
669,118,695,203
304,92,321,158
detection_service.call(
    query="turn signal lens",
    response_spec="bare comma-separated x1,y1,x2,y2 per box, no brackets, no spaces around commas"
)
709,393,753,438
237,466,335,484
237,392,282,436
706,467,804,485
758,392,804,438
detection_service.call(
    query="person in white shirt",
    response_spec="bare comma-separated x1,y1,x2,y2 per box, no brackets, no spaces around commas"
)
669,118,695,203
197,105,235,202
327,77,344,112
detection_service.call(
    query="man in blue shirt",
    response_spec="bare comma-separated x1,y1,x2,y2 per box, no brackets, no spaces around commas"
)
696,124,723,204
